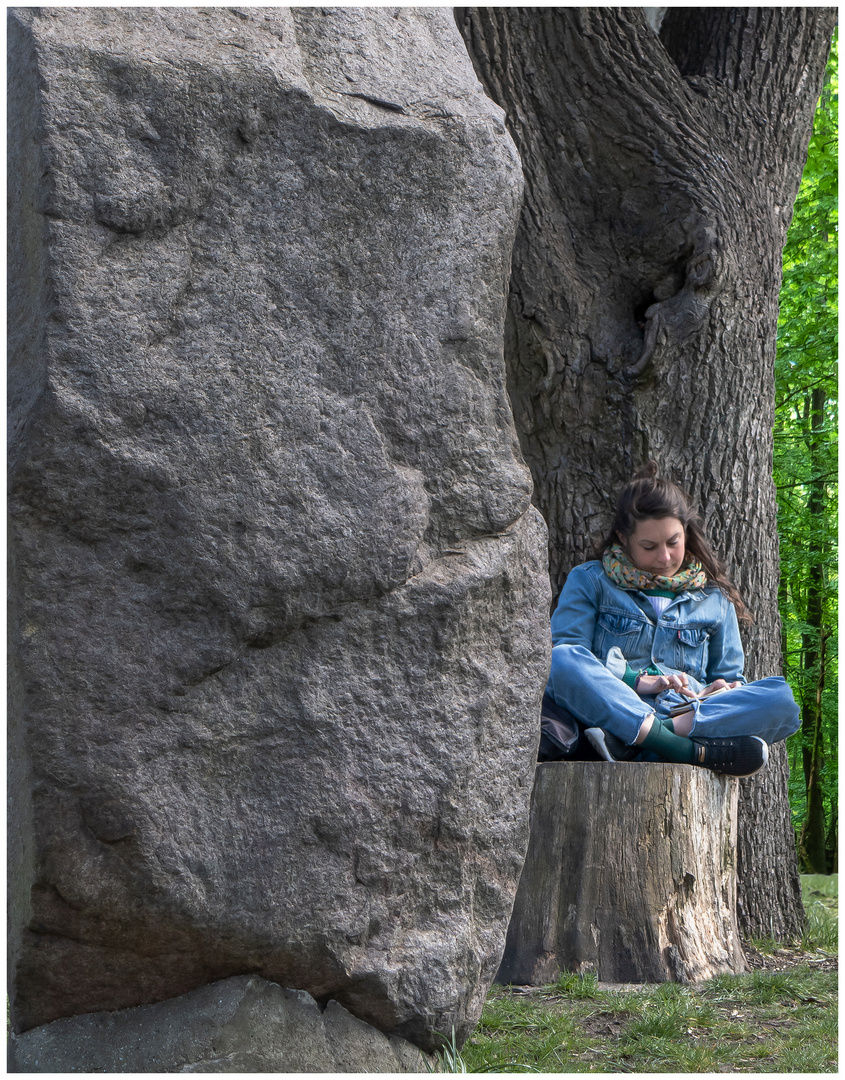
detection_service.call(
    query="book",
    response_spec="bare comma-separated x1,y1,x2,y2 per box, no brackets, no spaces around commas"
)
668,684,733,716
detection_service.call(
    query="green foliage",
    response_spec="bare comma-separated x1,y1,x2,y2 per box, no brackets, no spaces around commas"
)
775,30,838,871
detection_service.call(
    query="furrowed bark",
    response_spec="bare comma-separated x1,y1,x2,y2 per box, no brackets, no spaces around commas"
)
457,6,836,939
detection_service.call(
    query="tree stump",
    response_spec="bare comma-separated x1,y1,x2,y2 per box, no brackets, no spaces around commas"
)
497,762,747,985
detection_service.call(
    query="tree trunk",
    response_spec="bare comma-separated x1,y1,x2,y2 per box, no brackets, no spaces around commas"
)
498,762,746,985
825,791,838,873
457,6,836,940
798,626,830,874
797,386,829,873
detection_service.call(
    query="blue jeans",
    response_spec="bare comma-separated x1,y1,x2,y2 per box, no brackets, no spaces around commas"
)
548,643,799,747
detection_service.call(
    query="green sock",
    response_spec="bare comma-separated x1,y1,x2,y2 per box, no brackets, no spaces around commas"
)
640,720,696,765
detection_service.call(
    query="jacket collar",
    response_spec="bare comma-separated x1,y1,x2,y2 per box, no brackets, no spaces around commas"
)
631,588,706,622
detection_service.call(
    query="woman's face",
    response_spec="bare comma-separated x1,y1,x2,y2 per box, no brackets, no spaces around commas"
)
620,516,686,577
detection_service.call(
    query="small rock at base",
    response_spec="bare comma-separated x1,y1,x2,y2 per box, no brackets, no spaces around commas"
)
8,975,432,1073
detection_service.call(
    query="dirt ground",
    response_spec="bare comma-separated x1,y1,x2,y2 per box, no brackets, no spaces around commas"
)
585,940,839,996
740,939,837,975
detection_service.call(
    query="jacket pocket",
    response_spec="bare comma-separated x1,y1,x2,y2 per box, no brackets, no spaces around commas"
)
675,627,709,679
595,611,648,660
597,612,645,637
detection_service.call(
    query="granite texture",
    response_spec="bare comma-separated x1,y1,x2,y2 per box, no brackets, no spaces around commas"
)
8,6,550,1053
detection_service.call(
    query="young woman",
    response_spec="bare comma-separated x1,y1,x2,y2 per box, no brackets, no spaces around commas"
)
546,463,799,777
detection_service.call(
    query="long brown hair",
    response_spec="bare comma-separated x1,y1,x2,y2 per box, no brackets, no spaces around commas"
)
596,461,753,624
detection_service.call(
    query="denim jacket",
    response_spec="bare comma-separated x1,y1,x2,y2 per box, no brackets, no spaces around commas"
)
550,561,746,694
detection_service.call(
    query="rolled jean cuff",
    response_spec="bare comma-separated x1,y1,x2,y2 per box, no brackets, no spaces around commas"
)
657,676,800,745
547,643,654,745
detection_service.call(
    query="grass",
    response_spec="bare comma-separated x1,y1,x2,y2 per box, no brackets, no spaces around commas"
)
457,966,837,1073
800,873,838,951
446,875,837,1073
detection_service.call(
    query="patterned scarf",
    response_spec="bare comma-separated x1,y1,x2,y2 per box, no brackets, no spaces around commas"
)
602,543,708,593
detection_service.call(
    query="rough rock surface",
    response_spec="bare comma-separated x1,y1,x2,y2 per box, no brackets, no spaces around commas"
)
8,6,550,1053
8,975,429,1073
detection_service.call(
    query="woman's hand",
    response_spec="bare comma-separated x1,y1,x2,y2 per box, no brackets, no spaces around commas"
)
635,673,696,698
699,678,742,697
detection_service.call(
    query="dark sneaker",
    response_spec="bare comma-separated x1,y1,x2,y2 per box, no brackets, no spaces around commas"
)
690,735,769,777
584,727,638,762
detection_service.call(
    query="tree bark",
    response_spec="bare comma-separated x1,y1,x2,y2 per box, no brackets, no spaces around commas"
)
457,6,835,940
825,789,838,873
498,762,746,985
797,386,829,873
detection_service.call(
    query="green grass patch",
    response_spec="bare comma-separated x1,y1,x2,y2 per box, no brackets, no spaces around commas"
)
451,878,838,1072
802,873,838,899
745,874,838,955
801,873,838,951
553,972,601,999
459,967,837,1072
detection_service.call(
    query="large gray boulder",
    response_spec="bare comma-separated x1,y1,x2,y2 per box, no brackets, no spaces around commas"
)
8,975,429,1073
8,5,550,1055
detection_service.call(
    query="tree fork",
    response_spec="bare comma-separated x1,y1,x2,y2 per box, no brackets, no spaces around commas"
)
456,6,836,939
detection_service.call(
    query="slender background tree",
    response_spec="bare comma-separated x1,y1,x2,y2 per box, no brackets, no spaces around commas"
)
457,7,837,938
775,32,838,875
